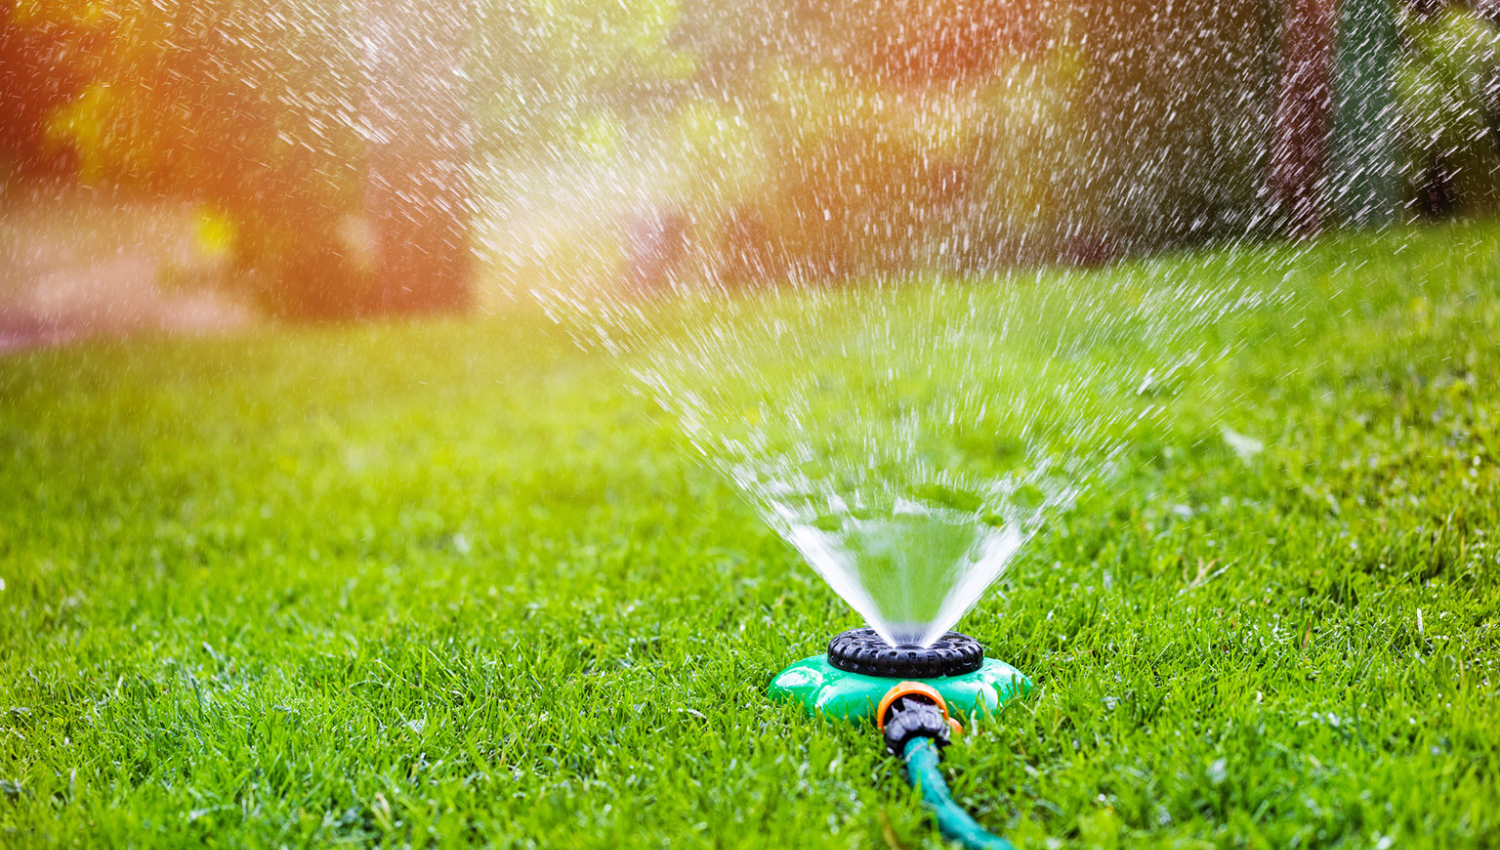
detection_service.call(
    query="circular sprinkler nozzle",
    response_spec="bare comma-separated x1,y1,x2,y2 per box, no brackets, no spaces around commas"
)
827,628,984,678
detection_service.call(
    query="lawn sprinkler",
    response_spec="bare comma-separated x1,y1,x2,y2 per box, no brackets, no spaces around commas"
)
770,629,1032,850
769,628,1030,720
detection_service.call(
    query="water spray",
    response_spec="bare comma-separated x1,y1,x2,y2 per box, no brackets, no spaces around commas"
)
770,628,1030,849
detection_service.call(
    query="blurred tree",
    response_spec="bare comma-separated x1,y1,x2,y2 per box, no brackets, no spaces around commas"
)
1269,0,1337,234
1399,4,1500,216
671,0,1288,276
360,0,476,314
1270,0,1405,233
967,41,1089,268
42,0,370,316
1076,0,1278,251
470,0,693,161
40,0,477,319
468,0,701,289
0,2,91,182
659,0,1067,281
806,0,1048,86
1330,0,1400,227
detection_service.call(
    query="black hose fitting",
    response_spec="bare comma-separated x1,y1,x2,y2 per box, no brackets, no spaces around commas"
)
881,694,952,757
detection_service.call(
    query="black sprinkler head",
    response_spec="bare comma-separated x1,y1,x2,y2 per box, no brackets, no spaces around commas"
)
826,628,984,678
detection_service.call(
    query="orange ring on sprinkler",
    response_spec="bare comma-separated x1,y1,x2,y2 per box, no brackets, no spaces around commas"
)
877,681,960,734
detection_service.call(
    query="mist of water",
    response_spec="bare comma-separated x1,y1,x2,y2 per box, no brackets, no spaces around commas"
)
539,258,1283,647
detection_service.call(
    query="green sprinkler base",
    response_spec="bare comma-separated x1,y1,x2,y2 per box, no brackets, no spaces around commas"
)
768,654,1032,722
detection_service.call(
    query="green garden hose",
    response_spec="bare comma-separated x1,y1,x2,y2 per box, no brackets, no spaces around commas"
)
902,737,1015,850
879,683,1016,850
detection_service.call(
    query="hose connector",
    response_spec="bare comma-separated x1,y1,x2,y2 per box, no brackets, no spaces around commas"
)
878,682,964,757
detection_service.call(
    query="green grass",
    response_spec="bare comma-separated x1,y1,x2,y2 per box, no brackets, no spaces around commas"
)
2,223,1498,849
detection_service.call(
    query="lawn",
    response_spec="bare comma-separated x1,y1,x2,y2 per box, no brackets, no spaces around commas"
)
1,223,1497,849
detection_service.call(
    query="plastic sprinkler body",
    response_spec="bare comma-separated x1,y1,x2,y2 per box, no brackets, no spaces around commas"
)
767,627,1031,721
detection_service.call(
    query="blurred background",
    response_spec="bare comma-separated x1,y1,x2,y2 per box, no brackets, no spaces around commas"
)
3,0,1500,346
